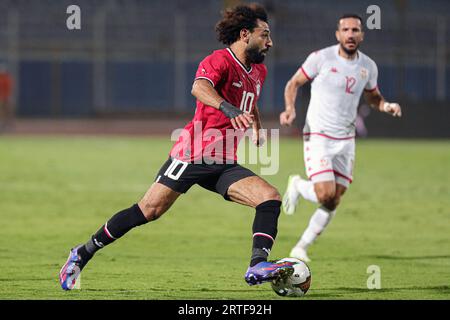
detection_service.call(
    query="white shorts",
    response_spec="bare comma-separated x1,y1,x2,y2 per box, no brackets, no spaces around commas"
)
303,133,355,188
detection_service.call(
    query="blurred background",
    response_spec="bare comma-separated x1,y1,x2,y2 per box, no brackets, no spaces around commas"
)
0,0,449,137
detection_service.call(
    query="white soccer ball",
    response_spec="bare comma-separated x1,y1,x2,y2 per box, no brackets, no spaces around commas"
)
271,257,311,297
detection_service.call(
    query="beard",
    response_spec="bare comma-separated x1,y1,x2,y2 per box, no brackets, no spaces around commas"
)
245,45,267,64
340,42,359,56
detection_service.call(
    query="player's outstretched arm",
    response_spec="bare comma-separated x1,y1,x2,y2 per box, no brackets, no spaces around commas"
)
280,69,310,126
363,88,402,117
191,79,254,130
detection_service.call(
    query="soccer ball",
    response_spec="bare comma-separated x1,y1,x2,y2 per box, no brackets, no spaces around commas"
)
271,258,311,297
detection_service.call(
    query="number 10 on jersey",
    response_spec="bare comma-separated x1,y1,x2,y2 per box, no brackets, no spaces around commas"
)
239,91,255,113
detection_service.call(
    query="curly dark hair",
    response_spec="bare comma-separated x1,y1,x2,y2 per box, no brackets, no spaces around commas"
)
215,3,268,46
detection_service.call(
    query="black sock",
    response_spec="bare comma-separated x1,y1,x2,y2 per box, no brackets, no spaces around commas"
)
250,200,281,267
78,204,148,262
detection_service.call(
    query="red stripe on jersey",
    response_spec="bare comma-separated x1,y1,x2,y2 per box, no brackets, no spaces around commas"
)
300,67,313,81
364,85,378,92
309,169,334,179
195,76,215,87
308,170,353,183
333,170,353,183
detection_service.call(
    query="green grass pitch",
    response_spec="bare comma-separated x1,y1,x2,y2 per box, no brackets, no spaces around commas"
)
0,136,449,299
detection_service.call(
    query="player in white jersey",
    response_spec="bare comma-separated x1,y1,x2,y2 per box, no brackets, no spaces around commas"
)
279,14,402,262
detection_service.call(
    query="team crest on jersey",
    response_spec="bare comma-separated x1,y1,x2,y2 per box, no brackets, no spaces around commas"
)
360,68,368,79
256,80,261,96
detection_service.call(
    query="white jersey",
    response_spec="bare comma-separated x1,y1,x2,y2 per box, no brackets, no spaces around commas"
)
300,44,378,138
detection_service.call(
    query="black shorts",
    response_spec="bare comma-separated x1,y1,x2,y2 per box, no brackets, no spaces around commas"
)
154,157,257,200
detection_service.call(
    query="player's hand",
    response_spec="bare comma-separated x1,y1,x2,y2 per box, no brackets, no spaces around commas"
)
383,102,402,117
252,128,266,147
219,101,253,130
280,109,296,126
233,112,254,130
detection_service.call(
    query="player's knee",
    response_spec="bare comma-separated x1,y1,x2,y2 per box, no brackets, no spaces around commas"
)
252,187,281,208
316,189,336,204
322,194,341,211
261,187,281,203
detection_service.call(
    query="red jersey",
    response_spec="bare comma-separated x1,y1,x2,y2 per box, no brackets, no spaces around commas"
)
170,48,267,163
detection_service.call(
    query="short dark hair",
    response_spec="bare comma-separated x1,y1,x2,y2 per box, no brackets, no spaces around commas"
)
215,3,268,46
337,13,363,30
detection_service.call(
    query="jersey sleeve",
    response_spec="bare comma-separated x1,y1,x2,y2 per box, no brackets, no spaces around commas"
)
300,51,323,81
194,52,228,87
364,60,378,91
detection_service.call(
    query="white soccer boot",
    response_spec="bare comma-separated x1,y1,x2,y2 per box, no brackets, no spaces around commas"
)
282,175,301,215
289,246,311,263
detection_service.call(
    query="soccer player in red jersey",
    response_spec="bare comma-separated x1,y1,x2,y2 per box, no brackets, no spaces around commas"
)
60,3,294,290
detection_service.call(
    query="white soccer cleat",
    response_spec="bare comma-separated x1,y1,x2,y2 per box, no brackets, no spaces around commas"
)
282,175,301,215
289,246,311,263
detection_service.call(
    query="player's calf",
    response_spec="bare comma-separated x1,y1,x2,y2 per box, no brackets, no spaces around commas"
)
59,203,149,290
245,199,297,285
250,199,282,266
82,184,179,257
60,183,180,291
227,176,282,265
78,203,149,262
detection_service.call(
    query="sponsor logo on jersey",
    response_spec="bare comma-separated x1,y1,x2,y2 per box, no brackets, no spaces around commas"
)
232,80,243,88
330,67,338,73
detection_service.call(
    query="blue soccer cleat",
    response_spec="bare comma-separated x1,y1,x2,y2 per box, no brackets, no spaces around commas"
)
245,260,295,286
59,245,85,290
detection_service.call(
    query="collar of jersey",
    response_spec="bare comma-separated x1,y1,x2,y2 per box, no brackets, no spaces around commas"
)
334,44,360,65
226,48,252,74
